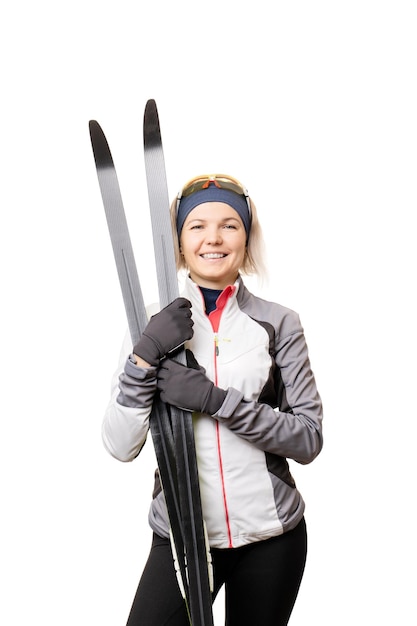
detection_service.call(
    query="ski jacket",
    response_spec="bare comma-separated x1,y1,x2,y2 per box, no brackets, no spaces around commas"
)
102,275,323,549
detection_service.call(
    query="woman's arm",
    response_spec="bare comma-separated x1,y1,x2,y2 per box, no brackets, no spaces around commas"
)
102,331,157,462
156,323,323,464
215,326,323,464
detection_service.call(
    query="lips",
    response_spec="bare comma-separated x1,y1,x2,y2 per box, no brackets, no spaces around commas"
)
200,253,227,259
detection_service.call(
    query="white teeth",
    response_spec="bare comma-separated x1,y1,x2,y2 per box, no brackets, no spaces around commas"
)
201,253,226,259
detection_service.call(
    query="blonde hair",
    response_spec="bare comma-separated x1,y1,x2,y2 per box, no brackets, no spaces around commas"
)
169,193,268,281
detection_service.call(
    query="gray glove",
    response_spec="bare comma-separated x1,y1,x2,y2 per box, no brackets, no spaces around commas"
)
133,298,194,366
157,351,227,414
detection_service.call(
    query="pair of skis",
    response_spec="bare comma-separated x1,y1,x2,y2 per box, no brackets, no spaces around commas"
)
89,100,214,626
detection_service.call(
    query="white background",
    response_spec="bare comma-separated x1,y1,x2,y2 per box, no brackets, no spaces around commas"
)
1,1,416,624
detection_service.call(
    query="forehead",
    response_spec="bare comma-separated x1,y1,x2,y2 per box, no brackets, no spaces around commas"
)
184,201,243,222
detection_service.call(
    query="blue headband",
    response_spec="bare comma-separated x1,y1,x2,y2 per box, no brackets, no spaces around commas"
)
176,186,251,237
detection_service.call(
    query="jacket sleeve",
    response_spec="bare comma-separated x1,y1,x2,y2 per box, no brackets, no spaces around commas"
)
102,331,157,462
213,318,323,465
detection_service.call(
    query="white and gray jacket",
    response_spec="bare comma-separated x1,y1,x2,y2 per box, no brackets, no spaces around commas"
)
102,275,323,549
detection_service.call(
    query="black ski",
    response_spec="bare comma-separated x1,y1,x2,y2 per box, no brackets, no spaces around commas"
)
143,99,214,626
88,120,190,614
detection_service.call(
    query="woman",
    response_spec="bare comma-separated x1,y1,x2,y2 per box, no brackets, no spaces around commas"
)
102,174,323,625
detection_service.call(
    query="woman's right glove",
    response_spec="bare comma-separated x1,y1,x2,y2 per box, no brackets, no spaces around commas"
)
157,352,227,414
133,297,194,366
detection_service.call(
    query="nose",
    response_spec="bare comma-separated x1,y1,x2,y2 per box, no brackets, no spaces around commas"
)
205,225,222,244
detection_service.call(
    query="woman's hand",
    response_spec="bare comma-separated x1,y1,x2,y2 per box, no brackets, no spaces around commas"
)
157,353,226,414
133,297,194,366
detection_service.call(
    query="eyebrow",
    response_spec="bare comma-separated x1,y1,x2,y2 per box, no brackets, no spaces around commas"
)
186,216,242,225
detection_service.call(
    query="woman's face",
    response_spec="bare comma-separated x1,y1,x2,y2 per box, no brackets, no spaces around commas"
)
180,201,247,289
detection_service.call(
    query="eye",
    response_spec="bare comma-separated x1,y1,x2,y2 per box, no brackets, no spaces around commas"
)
223,223,238,229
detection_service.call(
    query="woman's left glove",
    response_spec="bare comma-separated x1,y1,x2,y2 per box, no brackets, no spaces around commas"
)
156,355,227,415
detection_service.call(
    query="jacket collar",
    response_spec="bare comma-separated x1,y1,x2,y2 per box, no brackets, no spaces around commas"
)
182,273,242,312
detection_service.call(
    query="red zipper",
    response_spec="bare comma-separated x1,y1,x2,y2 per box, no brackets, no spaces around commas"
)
206,285,235,548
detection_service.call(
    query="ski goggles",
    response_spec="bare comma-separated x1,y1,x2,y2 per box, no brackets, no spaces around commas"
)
177,174,250,212
176,174,251,235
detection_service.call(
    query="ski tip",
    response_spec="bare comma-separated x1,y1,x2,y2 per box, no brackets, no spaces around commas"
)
89,120,104,143
89,119,101,132
145,98,157,111
143,100,162,149
89,120,114,168
144,99,159,126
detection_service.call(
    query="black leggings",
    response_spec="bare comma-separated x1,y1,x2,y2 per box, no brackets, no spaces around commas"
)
126,517,307,626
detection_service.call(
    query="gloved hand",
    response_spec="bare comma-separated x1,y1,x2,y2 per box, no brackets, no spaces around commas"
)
157,352,227,414
133,298,194,366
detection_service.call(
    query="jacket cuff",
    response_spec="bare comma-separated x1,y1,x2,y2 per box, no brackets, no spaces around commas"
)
213,387,244,418
124,355,158,380
117,356,158,408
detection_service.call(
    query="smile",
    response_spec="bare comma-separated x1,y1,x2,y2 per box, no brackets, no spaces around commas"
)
200,253,227,259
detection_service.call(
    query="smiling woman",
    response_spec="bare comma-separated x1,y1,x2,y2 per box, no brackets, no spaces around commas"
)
171,174,267,280
179,201,247,289
102,172,323,625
